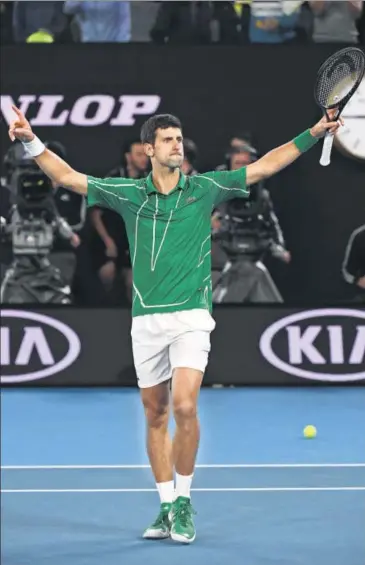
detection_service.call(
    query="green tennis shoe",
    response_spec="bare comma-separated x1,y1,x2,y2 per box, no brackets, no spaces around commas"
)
143,502,172,539
170,496,197,543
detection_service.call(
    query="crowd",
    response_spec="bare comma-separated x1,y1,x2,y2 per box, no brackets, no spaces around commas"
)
1,1,364,45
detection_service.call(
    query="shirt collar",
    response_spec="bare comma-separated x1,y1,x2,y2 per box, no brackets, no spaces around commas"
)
146,172,187,195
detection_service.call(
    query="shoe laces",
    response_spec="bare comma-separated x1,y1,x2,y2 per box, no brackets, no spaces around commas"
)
152,507,170,528
174,500,196,527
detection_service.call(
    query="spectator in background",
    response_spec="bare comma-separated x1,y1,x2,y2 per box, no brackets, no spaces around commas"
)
130,1,161,42
248,0,305,43
342,224,365,302
88,140,148,305
0,2,14,44
212,1,251,44
358,5,365,42
12,1,67,43
181,139,199,176
107,139,149,179
230,131,256,149
44,141,86,244
309,1,363,43
211,143,290,303
150,1,214,44
63,1,131,42
216,131,257,171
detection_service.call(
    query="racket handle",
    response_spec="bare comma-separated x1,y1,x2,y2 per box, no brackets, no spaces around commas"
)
319,132,334,167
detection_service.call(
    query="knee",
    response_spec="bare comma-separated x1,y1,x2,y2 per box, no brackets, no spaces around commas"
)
173,399,197,423
143,399,169,429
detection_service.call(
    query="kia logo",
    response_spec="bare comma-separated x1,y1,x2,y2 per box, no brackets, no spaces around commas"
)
0,310,81,383
259,308,365,382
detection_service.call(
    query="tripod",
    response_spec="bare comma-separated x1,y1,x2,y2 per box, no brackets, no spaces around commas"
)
212,253,283,303
0,255,72,304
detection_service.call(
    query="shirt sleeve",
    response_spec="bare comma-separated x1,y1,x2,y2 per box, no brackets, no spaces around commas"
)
87,176,130,212
198,168,249,208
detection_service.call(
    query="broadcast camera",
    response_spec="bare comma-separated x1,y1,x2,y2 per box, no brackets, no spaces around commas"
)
212,144,290,303
213,181,288,262
0,143,74,304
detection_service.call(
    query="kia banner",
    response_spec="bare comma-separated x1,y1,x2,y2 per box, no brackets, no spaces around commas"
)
1,306,364,387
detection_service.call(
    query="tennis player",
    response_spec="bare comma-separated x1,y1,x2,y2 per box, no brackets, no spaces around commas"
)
9,106,342,544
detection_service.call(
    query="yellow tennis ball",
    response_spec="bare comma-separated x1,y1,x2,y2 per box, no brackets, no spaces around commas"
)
303,425,317,439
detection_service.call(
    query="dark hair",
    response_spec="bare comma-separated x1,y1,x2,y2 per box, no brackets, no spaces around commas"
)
183,138,198,165
122,138,142,154
140,114,182,145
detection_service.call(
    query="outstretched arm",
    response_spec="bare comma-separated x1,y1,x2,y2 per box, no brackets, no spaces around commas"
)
8,105,87,195
246,109,343,187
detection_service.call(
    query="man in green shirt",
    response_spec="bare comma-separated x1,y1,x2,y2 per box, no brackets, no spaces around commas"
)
9,105,342,544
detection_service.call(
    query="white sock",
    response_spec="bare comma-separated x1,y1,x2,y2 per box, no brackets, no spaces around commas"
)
175,472,193,500
156,480,174,504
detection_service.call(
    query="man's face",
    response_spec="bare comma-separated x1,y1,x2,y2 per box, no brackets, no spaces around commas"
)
146,128,184,170
126,142,148,172
230,151,252,170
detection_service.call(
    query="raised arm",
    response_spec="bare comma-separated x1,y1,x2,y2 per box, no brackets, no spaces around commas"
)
246,109,342,187
8,105,87,195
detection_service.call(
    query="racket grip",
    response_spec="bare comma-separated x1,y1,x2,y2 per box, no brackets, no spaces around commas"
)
319,132,334,167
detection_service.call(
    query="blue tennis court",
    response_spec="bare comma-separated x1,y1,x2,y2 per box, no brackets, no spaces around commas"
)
1,387,365,565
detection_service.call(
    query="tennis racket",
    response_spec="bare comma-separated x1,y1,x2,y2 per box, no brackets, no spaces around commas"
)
314,47,365,167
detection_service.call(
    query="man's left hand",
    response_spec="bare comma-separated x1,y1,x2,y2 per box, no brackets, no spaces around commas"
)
310,108,344,139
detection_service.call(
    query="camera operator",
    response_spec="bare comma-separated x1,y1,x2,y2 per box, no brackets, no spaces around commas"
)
212,143,290,303
0,141,84,303
45,141,86,239
89,139,148,304
342,223,365,303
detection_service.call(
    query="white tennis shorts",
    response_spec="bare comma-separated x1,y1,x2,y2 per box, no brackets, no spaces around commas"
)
131,308,216,388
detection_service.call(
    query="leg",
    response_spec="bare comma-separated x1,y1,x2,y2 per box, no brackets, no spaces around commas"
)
171,368,203,478
132,316,175,539
140,380,175,539
140,381,173,484
168,310,215,543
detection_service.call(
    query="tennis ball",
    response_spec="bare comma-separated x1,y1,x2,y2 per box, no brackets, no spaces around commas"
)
303,425,317,439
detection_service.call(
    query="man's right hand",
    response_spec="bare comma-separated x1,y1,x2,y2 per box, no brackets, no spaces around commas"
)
8,105,34,143
8,105,88,195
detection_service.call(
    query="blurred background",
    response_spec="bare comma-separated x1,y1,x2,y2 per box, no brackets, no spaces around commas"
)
0,0,364,310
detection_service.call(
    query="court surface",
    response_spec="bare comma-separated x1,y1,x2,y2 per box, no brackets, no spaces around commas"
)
1,386,365,565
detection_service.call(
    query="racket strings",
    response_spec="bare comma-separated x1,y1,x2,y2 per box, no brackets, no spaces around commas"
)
315,50,364,108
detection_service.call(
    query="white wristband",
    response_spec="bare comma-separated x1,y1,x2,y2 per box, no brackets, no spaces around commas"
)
22,136,46,158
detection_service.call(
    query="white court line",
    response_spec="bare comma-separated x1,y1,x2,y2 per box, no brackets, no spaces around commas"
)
1,487,365,493
1,463,365,470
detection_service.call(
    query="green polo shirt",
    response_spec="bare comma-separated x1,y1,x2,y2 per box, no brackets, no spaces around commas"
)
87,168,249,317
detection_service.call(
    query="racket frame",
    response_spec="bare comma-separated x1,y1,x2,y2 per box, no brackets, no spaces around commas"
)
313,47,365,167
